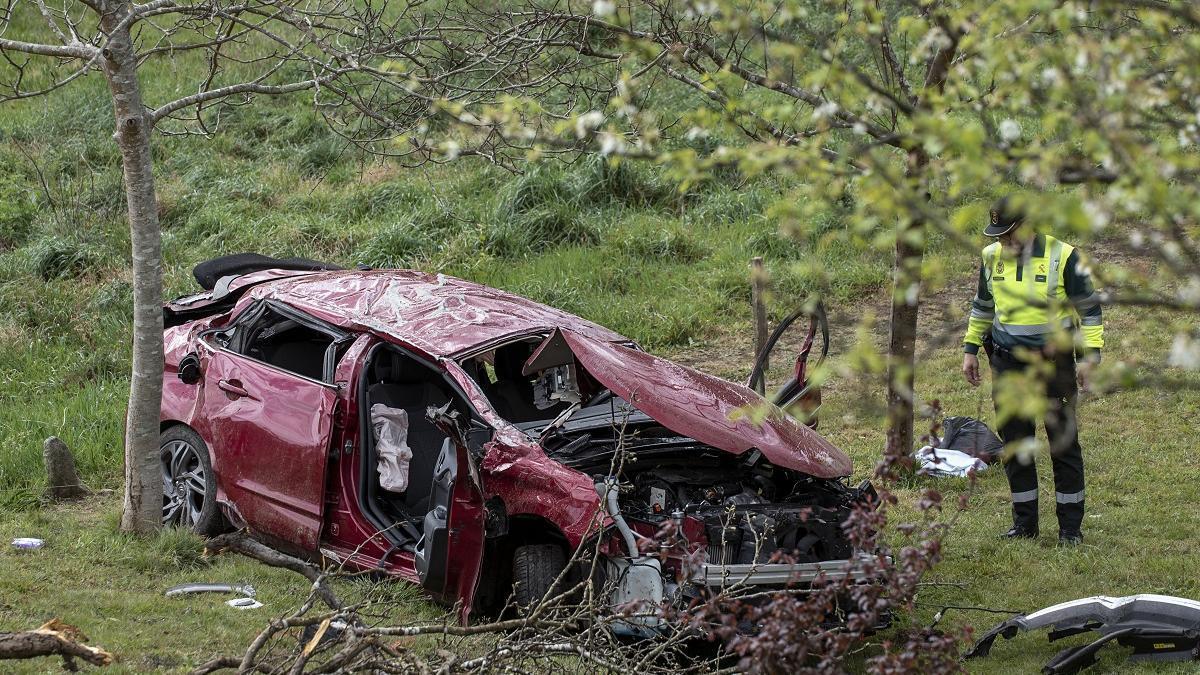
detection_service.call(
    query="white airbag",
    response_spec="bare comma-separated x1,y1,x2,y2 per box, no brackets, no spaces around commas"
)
371,404,412,492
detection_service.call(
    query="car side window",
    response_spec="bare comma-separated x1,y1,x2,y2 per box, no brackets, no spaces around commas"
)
230,302,347,382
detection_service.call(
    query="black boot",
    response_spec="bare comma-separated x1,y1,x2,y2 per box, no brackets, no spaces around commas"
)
1058,531,1083,547
1001,525,1039,539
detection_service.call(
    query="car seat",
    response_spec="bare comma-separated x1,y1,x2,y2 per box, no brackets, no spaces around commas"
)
487,344,551,423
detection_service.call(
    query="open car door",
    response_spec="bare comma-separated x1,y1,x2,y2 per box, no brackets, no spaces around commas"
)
413,404,487,618
746,301,829,428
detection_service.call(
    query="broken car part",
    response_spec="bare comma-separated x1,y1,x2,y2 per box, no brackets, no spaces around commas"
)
965,594,1200,673
596,480,665,636
226,597,264,610
165,583,256,598
746,302,828,416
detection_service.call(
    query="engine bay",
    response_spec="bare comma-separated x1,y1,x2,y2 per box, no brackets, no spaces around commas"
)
552,427,866,567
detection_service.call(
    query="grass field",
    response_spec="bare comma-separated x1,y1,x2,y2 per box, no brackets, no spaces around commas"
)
2,13,1200,673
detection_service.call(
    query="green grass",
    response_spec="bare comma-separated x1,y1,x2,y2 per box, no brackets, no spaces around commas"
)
0,496,443,673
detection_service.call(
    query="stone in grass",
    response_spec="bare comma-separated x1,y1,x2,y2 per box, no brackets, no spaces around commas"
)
43,436,88,501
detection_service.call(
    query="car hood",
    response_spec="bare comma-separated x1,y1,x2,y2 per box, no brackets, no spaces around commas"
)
557,330,852,478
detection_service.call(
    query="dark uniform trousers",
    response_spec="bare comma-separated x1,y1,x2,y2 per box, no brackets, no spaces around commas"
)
989,346,1086,534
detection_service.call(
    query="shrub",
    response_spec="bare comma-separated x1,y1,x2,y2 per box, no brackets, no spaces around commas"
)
485,204,598,256
29,235,101,280
0,174,37,250
616,226,708,262
569,155,675,209
354,221,437,269
299,137,344,176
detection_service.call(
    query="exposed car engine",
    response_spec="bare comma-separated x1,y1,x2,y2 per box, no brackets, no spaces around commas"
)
547,421,865,567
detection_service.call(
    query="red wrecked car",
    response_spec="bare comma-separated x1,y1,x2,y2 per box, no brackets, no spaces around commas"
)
160,255,876,622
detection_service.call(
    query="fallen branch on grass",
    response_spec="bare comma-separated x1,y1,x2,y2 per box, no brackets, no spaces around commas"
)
203,532,344,610
0,619,113,670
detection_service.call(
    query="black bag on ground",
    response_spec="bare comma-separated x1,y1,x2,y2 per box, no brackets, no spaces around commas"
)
938,416,1003,463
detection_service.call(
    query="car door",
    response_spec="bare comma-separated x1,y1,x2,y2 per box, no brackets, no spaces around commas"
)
198,301,346,551
413,403,487,618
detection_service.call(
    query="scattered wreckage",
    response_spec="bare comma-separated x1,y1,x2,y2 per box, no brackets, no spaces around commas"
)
159,254,880,623
966,594,1200,673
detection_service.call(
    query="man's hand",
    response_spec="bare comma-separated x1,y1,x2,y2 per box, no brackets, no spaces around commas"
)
963,353,981,387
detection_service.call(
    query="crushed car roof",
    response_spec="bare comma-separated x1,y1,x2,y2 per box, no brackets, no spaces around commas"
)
243,270,628,356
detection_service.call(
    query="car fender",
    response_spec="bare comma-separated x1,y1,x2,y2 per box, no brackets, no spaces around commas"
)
480,440,602,548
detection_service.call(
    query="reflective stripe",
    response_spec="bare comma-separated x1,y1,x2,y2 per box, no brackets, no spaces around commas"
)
973,296,995,309
1011,489,1039,503
1080,315,1102,326
1071,292,1101,310
1047,239,1064,298
1056,490,1085,504
993,317,1073,336
971,308,995,320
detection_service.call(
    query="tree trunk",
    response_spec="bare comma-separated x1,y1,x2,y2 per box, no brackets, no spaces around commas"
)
100,6,164,534
884,228,922,458
884,144,934,459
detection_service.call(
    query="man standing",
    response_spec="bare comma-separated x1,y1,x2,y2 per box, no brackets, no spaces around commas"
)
961,197,1104,546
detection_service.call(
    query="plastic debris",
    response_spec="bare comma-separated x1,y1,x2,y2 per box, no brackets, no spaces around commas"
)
11,537,44,550
914,445,988,477
226,597,264,610
166,582,256,598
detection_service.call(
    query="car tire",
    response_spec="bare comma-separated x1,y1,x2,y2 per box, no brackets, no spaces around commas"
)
160,425,225,535
512,543,567,608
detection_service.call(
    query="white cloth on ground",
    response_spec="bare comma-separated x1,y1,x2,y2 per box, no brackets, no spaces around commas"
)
914,445,988,477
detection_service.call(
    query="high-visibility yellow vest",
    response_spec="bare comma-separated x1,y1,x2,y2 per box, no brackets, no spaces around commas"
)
982,235,1075,339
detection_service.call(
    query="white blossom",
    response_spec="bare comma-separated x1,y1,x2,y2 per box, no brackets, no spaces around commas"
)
685,126,709,141
1167,333,1200,370
440,140,460,160
592,0,615,16
1083,200,1110,231
812,101,839,120
852,122,868,135
999,119,1021,143
1073,50,1089,74
1178,275,1200,305
597,132,625,156
574,111,604,138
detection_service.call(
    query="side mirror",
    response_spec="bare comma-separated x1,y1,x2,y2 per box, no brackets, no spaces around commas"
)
178,353,202,385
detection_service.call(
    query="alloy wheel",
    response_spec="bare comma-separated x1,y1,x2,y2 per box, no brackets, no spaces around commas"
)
161,438,206,527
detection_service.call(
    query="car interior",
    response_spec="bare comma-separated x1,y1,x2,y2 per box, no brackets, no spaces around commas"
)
360,346,480,552
463,340,573,424
228,302,346,382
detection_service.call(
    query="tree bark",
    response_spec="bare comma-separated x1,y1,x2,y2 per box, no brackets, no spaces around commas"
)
885,225,923,458
100,4,165,534
0,620,113,668
883,27,958,459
